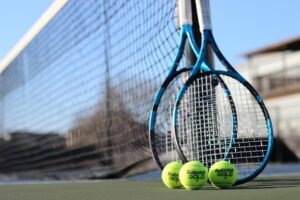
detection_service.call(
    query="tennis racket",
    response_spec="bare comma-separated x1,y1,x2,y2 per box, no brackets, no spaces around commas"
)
172,0,273,185
149,0,212,169
149,0,238,170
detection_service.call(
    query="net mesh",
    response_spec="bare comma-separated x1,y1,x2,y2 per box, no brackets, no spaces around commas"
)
152,70,189,168
0,0,180,178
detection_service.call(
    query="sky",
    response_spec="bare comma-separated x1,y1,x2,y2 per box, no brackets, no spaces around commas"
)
0,0,53,61
0,0,300,65
211,0,300,64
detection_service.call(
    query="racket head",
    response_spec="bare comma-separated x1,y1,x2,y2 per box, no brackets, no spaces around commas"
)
148,18,210,170
149,68,190,169
221,71,273,185
172,70,273,185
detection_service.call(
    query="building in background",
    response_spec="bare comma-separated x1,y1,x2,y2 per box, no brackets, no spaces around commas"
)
238,36,300,161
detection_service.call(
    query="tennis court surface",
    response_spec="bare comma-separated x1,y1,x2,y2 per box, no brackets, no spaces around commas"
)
0,175,299,200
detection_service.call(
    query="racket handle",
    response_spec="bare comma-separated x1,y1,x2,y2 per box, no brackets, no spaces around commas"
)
196,0,212,31
179,0,193,26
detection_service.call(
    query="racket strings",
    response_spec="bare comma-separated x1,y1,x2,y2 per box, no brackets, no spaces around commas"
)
219,75,269,178
175,74,233,168
154,71,189,165
174,73,269,180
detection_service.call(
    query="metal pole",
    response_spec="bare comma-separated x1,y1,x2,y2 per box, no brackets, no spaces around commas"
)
189,0,214,67
186,0,215,164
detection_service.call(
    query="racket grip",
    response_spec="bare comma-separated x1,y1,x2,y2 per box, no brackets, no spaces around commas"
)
196,0,212,31
179,0,193,26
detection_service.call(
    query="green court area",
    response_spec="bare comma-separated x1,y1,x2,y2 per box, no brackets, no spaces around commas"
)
0,175,299,200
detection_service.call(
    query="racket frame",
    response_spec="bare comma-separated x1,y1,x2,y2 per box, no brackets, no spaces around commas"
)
172,0,274,185
149,0,211,169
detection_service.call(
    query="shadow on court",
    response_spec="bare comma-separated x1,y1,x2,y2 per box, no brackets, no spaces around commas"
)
233,176,300,190
198,176,300,190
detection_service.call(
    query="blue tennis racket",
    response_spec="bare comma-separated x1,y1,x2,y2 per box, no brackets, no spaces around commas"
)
172,0,273,185
149,0,237,170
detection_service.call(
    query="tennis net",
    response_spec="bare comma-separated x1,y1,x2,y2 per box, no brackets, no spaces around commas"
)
0,0,183,179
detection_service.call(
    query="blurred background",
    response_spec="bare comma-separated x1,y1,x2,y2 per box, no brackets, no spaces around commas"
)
0,0,299,181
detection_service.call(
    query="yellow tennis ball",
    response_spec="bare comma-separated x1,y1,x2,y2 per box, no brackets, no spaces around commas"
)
208,160,238,189
179,161,208,190
161,162,183,189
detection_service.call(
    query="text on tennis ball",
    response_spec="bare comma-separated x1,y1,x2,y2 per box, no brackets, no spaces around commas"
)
187,170,206,181
168,172,180,183
215,169,234,179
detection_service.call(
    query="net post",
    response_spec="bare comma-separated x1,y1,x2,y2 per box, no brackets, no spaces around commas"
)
185,0,198,66
184,0,214,67
204,0,216,166
188,0,215,164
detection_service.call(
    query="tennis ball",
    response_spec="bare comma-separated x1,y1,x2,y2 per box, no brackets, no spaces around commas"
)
161,162,183,189
179,161,208,190
208,160,238,189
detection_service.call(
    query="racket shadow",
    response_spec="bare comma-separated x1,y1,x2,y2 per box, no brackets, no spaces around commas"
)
194,176,300,190
233,177,300,189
